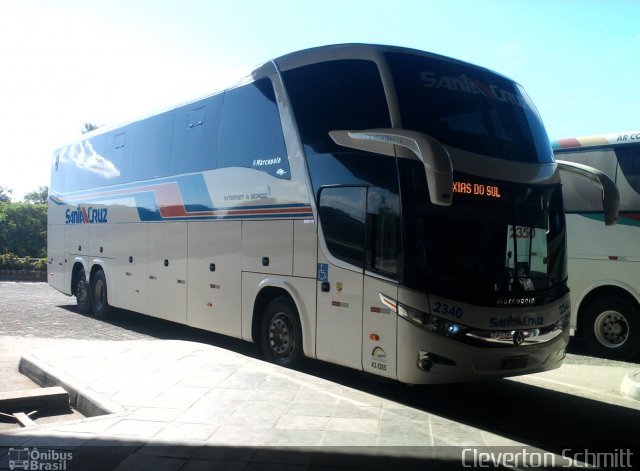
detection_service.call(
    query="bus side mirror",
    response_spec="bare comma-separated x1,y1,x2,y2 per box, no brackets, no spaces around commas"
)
557,160,620,226
329,129,453,206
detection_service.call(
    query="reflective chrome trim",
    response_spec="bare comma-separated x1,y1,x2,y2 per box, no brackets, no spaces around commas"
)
465,323,565,346
379,292,398,311
381,291,569,347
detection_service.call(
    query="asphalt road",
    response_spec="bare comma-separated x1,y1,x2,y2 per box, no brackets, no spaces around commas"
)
1,281,639,453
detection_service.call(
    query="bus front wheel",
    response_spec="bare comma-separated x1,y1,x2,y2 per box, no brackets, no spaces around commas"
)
582,296,640,360
91,269,112,319
260,296,303,368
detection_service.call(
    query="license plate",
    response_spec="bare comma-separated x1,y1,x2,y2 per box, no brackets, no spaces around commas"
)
500,355,529,370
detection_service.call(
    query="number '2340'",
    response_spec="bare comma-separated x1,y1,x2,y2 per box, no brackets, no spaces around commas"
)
433,301,463,319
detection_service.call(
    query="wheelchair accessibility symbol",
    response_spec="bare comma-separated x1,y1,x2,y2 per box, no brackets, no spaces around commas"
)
317,263,329,282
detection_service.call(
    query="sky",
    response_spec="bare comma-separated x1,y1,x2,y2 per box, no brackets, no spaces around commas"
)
1,0,639,200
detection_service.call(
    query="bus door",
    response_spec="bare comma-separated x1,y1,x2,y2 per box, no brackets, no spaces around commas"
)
315,185,401,378
315,186,366,370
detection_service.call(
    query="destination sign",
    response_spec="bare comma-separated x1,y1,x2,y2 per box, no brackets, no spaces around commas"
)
453,181,502,199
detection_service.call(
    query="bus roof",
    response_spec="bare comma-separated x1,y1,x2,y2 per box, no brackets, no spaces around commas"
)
272,43,505,79
62,43,517,149
552,131,640,150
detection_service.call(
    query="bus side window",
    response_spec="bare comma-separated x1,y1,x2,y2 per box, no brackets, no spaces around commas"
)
318,186,366,269
366,186,401,278
218,78,290,179
132,111,173,181
51,152,65,193
63,135,107,192
282,59,390,156
170,93,223,175
616,145,640,197
561,169,608,213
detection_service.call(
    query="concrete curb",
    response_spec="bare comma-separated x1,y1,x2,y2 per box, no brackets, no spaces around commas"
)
18,354,125,418
0,386,69,412
620,371,640,401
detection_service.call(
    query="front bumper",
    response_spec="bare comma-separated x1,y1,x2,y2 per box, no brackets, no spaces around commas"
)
396,316,569,384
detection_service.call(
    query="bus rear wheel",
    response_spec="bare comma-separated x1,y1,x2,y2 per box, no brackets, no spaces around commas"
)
75,268,91,315
582,296,640,360
90,269,112,319
260,296,303,368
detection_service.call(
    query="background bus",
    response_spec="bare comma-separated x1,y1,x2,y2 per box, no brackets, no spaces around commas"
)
48,44,616,383
553,131,640,360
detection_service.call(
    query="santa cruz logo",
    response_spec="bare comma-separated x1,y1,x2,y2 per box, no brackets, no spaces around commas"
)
420,71,528,109
489,315,544,328
65,206,108,224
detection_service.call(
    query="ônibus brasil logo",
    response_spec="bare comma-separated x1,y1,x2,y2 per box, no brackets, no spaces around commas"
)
65,206,108,224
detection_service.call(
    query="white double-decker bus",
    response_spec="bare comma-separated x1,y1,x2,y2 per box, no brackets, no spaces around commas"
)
553,131,639,359
48,44,618,383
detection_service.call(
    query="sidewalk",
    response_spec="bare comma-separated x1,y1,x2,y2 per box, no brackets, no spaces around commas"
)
1,340,523,469
1,339,639,470
511,360,640,408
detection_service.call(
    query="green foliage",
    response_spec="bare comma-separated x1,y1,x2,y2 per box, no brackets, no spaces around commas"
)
0,253,46,271
0,202,47,258
81,122,100,134
0,186,13,203
23,186,49,204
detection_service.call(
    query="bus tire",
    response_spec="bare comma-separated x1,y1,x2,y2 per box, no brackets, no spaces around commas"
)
75,268,92,315
260,296,303,368
90,269,112,319
582,296,640,360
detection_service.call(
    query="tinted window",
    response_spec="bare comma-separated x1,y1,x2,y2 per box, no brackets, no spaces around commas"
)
132,111,173,181
553,148,618,180
366,186,401,277
400,160,566,302
617,145,640,195
218,78,289,179
58,134,109,192
561,170,608,213
386,52,552,163
101,131,131,186
171,94,223,175
319,186,366,268
50,152,65,193
282,60,391,155
306,153,398,200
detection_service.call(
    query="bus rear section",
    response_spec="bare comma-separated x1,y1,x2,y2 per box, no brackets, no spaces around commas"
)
554,132,640,359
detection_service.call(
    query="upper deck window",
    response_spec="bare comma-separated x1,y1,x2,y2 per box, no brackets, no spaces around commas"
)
282,60,391,156
218,78,290,179
386,52,553,164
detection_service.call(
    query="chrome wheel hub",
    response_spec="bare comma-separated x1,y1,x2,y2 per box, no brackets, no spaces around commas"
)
594,310,629,348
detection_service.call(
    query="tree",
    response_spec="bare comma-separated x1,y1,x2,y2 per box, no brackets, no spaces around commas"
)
23,186,48,205
0,186,13,203
81,122,100,134
0,202,47,257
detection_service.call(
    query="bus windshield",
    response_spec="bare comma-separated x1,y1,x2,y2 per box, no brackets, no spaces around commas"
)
386,52,553,164
401,163,567,305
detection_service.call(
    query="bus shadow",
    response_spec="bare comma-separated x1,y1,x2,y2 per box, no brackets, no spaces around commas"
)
299,358,640,451
58,304,260,356
566,334,640,363
59,304,640,452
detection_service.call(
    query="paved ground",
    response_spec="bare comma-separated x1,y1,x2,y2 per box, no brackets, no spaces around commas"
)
0,282,153,393
1,282,640,469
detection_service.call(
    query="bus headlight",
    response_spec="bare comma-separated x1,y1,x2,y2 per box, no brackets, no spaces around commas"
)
446,322,462,336
380,293,468,337
397,303,429,326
